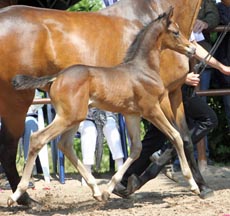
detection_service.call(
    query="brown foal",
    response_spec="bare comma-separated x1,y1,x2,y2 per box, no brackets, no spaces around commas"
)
10,8,197,205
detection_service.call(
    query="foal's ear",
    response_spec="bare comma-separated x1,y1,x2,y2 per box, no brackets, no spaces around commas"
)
165,6,174,25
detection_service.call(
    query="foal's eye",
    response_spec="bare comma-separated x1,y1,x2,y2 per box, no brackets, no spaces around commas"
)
173,31,179,37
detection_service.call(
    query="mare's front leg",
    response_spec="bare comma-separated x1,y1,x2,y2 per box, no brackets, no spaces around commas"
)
57,126,102,201
102,115,142,201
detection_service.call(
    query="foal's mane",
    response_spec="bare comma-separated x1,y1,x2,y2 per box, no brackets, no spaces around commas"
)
123,12,168,63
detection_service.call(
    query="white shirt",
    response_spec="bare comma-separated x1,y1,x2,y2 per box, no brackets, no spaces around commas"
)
190,31,205,42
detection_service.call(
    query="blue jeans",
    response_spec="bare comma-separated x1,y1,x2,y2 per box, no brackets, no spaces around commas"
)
199,68,213,102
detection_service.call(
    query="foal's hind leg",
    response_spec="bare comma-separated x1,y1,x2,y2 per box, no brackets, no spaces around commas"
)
144,103,200,194
57,125,102,201
102,115,142,201
7,116,75,206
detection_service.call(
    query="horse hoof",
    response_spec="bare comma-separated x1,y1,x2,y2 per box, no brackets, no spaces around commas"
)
199,188,214,199
93,195,103,202
191,187,200,195
7,197,15,207
102,191,110,202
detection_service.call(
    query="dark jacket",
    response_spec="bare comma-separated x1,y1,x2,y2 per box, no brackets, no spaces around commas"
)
215,2,230,67
197,0,220,51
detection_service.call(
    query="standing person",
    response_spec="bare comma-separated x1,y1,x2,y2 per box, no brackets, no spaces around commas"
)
192,0,220,168
112,34,230,198
102,0,118,7
79,108,124,186
215,0,230,133
194,0,220,96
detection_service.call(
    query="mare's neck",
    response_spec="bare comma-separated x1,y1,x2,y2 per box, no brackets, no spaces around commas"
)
99,0,201,38
99,0,157,24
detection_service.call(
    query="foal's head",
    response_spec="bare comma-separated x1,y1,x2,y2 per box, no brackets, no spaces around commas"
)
160,7,195,57
124,7,195,63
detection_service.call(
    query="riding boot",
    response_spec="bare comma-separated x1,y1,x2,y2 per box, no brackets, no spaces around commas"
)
114,160,166,198
126,162,165,195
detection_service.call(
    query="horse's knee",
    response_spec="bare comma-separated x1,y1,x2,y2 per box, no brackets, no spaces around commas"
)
29,134,44,155
130,143,142,160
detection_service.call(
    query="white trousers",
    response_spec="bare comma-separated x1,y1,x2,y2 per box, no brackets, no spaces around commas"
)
78,117,124,167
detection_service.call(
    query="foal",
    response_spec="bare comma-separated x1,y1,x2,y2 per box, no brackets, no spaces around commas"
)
10,8,197,205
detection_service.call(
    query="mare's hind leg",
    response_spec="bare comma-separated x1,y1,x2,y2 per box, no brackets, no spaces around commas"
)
7,116,74,206
0,116,35,206
102,115,142,201
57,125,102,201
144,103,200,194
0,89,36,206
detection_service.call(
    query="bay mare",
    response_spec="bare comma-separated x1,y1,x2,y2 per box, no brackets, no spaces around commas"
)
0,0,209,207
10,8,198,205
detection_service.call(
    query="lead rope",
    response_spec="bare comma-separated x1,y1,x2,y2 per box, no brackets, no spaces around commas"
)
190,22,230,97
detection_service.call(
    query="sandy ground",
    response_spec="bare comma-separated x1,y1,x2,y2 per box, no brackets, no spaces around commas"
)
0,165,230,216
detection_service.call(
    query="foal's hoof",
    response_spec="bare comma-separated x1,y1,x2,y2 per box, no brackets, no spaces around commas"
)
191,186,200,195
199,187,214,199
93,195,103,202
102,191,110,202
7,197,15,207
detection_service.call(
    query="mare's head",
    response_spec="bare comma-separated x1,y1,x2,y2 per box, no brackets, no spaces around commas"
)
160,7,195,57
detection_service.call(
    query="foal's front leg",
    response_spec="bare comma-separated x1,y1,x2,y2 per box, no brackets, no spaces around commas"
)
144,103,200,195
102,115,142,201
57,126,102,201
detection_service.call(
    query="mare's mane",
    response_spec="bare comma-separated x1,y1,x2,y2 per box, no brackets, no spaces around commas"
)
123,12,168,63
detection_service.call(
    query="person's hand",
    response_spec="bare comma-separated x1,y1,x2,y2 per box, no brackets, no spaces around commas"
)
219,66,230,76
185,72,200,86
193,19,208,33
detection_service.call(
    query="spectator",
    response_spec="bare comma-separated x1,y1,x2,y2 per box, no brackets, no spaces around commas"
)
214,0,230,132
192,0,220,167
102,0,118,7
79,108,124,186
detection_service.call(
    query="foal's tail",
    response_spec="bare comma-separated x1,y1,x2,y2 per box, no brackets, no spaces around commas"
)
12,74,57,90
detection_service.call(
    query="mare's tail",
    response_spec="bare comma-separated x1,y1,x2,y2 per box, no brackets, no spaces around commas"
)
12,74,57,90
